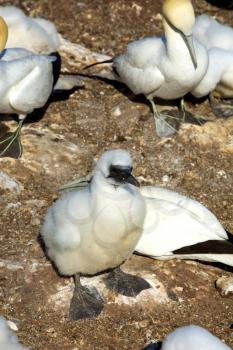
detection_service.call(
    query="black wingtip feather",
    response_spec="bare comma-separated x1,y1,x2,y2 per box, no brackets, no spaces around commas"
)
226,230,233,242
173,239,233,255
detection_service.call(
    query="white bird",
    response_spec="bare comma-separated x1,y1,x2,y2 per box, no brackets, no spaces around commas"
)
135,186,233,266
0,6,59,54
41,149,150,320
0,5,110,64
0,316,29,350
57,169,233,267
191,14,233,116
144,325,232,350
85,0,208,137
0,16,84,158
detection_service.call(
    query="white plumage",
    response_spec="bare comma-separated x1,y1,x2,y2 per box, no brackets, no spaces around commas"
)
0,48,55,115
0,5,111,65
42,149,145,276
91,0,208,137
194,14,233,51
136,186,233,266
41,149,149,319
160,325,231,350
0,317,29,350
192,14,233,99
0,16,84,158
0,6,59,54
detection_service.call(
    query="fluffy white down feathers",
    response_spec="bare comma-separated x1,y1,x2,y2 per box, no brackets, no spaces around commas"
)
41,150,146,276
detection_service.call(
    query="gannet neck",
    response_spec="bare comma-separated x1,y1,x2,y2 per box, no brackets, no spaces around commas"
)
163,19,197,69
0,16,8,51
162,0,197,68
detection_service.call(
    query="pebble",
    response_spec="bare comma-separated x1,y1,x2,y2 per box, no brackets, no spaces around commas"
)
0,171,22,194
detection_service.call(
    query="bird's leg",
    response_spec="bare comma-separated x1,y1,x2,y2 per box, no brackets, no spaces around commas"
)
69,273,104,320
0,114,26,158
104,266,151,297
148,98,178,138
180,98,186,122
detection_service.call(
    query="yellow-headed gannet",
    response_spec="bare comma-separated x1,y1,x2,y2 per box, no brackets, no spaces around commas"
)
85,0,208,137
0,6,110,65
0,16,84,158
41,149,150,320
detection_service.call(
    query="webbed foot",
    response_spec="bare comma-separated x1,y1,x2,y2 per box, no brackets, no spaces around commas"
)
69,274,104,320
104,266,151,297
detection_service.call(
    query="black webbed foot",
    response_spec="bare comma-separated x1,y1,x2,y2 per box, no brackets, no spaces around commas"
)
104,266,151,297
69,274,104,320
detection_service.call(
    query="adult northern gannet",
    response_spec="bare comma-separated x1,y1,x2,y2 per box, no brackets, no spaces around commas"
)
144,325,231,350
0,6,59,54
85,0,208,137
135,186,233,267
0,6,110,64
41,149,150,320
0,16,84,158
0,316,30,350
192,14,233,116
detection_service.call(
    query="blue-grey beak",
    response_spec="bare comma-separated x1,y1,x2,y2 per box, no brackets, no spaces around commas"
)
182,33,197,69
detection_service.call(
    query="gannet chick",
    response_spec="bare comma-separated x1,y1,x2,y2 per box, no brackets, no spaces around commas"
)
144,325,231,350
0,16,84,158
41,149,150,320
0,316,29,350
135,186,233,267
192,14,233,116
85,0,208,138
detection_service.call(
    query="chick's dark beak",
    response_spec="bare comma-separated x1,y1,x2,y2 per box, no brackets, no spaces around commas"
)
108,165,140,187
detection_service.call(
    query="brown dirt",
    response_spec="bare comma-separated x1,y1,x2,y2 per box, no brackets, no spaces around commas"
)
0,0,233,349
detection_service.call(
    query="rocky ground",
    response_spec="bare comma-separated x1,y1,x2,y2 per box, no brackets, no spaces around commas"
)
0,0,233,349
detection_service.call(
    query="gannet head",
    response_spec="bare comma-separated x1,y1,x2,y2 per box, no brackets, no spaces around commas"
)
94,149,140,187
0,16,8,52
162,0,197,69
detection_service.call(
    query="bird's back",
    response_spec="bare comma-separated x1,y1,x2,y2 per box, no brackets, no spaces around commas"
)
194,14,233,51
